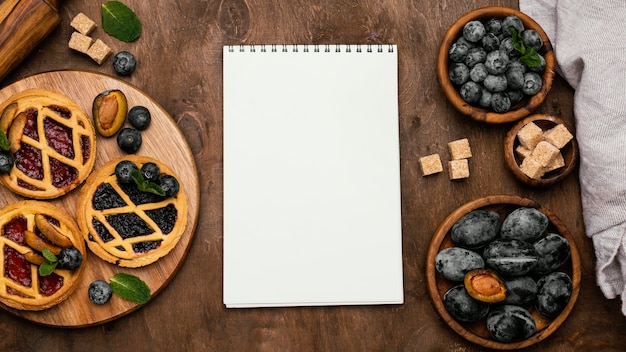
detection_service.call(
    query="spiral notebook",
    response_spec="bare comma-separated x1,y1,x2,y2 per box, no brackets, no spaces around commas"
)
223,44,403,308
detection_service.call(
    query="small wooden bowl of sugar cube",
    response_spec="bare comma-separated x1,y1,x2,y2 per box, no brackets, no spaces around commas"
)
504,114,578,187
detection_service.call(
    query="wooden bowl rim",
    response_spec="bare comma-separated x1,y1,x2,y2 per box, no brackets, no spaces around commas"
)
503,114,579,187
436,6,556,124
425,195,581,350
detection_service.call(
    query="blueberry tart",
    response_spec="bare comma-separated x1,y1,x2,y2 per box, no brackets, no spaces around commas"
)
76,156,187,268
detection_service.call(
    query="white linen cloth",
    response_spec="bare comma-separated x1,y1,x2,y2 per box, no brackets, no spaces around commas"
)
520,0,626,315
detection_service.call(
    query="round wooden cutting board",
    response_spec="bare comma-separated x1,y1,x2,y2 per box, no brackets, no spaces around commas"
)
0,70,200,327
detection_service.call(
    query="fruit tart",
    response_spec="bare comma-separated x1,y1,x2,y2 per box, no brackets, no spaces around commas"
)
77,156,188,268
0,88,96,199
0,201,86,311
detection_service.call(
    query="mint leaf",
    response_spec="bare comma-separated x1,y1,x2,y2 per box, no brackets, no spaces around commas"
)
510,26,542,69
131,169,165,196
39,249,58,276
0,130,10,151
102,1,142,42
110,273,150,304
42,248,58,262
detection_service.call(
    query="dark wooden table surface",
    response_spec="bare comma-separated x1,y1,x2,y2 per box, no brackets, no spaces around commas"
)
1,0,625,351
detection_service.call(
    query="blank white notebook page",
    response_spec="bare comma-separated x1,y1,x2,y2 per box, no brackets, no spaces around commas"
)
223,44,403,308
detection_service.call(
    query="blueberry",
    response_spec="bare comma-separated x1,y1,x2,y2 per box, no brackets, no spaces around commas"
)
485,18,503,35
491,92,511,113
57,247,83,270
502,15,525,37
112,51,137,76
141,162,160,182
0,150,13,174
115,160,138,183
117,127,142,154
159,175,180,197
484,50,509,75
463,20,486,43
481,33,501,52
522,72,543,95
448,41,469,62
464,47,487,68
449,62,469,86
459,81,482,104
483,74,508,92
469,63,488,83
88,280,113,305
128,106,151,130
522,29,543,52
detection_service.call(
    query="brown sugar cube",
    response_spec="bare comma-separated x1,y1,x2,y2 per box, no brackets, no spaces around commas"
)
448,159,470,180
544,124,573,149
545,152,565,173
419,154,443,176
520,156,545,179
529,141,560,167
86,39,112,65
517,122,544,150
68,32,93,54
448,138,472,160
70,13,97,35
515,145,532,159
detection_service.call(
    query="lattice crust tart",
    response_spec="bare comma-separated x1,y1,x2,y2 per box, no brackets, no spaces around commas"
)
0,88,96,199
0,201,87,311
77,156,188,268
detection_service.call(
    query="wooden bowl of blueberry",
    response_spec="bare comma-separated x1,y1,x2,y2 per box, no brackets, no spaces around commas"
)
437,6,556,124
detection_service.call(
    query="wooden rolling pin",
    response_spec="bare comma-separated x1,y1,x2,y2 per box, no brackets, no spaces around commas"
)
0,0,62,83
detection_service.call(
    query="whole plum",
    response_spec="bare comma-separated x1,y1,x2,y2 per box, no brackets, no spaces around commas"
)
533,233,571,274
450,210,501,249
536,271,572,318
443,284,490,322
483,238,539,276
435,247,484,281
500,207,548,243
503,276,538,305
486,305,536,343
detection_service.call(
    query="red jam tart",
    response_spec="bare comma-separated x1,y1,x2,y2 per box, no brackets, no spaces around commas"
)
0,201,86,311
77,156,188,268
0,89,96,199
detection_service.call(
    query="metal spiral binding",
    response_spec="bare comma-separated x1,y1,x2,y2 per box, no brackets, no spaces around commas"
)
227,44,395,53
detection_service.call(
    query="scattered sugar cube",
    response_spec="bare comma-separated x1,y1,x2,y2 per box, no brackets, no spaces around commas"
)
545,152,565,173
515,145,532,159
517,122,544,150
530,141,560,167
68,32,93,54
70,13,97,35
448,138,472,160
86,39,112,65
448,159,470,180
544,124,573,149
419,154,443,176
520,156,545,179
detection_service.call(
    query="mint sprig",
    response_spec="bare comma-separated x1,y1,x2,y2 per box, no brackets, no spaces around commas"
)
510,26,542,68
110,273,151,304
0,130,10,151
39,248,58,276
130,169,165,196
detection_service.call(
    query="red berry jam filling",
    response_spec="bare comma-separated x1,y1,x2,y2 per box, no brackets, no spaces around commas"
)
4,246,31,287
17,179,43,191
38,272,63,296
46,105,72,119
15,144,43,180
23,108,39,141
81,135,91,165
44,117,74,159
2,215,27,245
50,157,78,188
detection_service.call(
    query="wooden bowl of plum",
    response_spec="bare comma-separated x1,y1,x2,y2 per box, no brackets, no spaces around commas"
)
504,114,578,187
426,195,581,350
437,6,556,123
